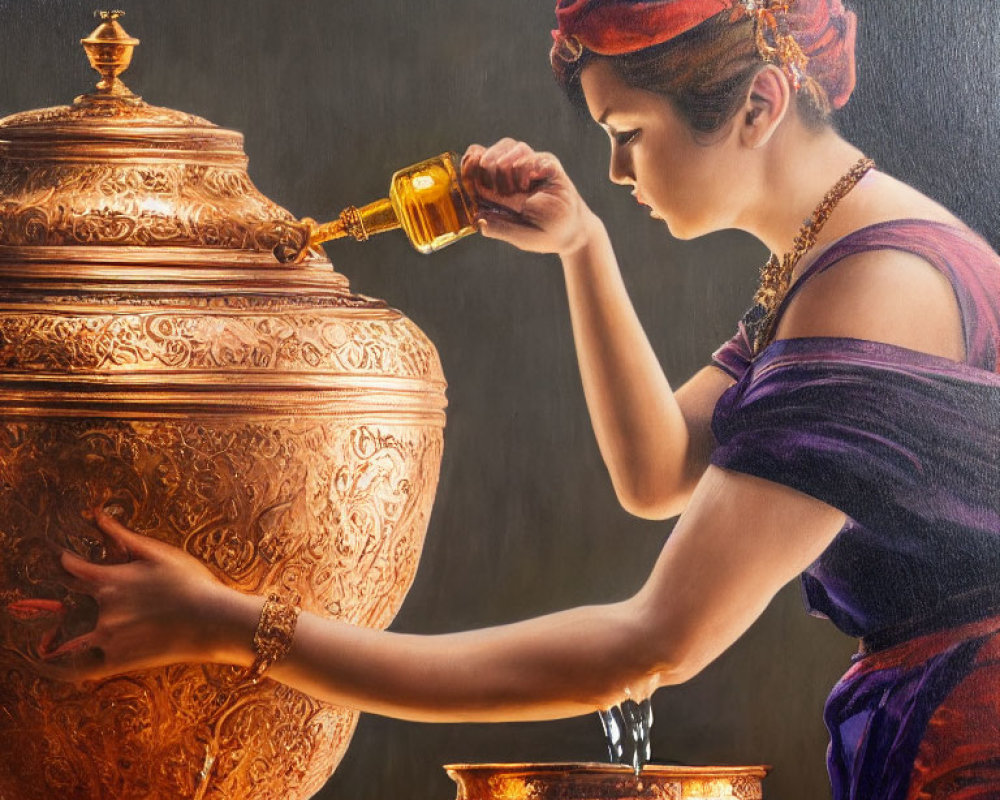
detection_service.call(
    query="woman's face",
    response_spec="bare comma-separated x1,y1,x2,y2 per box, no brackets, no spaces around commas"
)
580,60,745,240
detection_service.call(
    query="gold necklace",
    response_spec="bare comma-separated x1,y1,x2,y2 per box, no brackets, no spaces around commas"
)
752,156,875,351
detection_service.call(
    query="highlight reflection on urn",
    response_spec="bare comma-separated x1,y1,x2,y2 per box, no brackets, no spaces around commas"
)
0,13,446,800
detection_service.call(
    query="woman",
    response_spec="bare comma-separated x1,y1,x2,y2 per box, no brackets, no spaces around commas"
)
10,0,1000,796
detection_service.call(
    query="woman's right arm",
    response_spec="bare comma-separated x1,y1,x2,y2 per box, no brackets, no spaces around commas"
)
560,221,733,519
464,140,732,519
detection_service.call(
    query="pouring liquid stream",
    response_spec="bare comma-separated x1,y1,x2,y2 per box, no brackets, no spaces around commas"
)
599,696,653,776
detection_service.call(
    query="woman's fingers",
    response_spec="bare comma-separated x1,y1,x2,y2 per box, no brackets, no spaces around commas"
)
90,508,159,560
477,210,541,242
472,138,525,194
491,142,534,195
527,152,560,184
464,140,565,206
461,143,486,177
6,598,67,621
477,216,508,241
4,506,214,684
59,549,108,584
462,140,587,255
5,598,97,677
39,631,100,661
511,154,536,193
36,632,109,682
509,151,559,195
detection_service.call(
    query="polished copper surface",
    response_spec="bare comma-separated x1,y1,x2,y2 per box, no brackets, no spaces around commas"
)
445,763,769,800
0,13,446,800
0,11,309,261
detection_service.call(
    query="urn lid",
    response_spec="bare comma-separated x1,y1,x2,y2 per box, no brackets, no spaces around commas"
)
0,11,314,267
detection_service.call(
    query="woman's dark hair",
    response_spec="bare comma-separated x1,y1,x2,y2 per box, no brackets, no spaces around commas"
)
557,11,833,136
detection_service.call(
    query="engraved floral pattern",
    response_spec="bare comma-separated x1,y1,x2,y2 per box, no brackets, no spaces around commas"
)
0,416,444,799
0,100,216,129
0,309,443,380
732,775,765,800
0,162,306,253
457,771,759,800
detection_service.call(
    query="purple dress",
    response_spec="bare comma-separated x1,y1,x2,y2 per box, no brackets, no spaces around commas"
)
710,220,1000,799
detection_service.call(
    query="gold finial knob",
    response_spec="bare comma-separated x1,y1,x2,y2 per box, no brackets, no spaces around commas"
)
81,9,141,95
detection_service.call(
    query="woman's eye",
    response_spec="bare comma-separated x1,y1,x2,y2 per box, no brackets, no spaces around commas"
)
614,130,639,147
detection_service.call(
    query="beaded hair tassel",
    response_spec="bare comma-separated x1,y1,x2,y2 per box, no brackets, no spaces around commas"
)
741,0,830,115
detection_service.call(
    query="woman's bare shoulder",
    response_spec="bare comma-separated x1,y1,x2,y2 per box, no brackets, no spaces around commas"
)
772,170,971,360
775,245,966,361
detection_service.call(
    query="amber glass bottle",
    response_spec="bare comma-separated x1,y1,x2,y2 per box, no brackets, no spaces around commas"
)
299,152,479,259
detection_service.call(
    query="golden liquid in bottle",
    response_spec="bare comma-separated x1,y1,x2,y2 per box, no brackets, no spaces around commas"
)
285,152,479,262
389,153,478,254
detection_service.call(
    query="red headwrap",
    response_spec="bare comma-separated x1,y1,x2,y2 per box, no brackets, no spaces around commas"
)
553,0,736,55
551,0,857,110
785,0,857,109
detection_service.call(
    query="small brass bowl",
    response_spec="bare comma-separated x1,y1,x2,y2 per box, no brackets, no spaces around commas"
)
445,762,769,800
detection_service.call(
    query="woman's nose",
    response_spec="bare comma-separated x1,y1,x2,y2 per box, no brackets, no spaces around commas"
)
608,148,633,186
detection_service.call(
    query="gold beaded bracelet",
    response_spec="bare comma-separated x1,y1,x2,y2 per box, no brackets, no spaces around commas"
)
245,593,301,685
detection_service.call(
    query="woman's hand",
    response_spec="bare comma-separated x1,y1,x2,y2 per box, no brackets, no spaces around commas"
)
7,509,241,682
462,139,601,257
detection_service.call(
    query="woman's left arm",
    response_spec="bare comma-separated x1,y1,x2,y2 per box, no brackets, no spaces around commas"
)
266,467,845,721
25,472,845,724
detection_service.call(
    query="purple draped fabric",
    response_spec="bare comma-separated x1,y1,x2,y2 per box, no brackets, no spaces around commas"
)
712,337,1000,638
823,615,1000,800
709,219,1000,799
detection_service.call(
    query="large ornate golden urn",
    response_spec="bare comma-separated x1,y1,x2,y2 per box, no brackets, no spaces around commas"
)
0,13,446,800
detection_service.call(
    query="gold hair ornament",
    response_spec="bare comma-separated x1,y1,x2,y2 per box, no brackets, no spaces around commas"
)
552,32,586,64
740,0,830,114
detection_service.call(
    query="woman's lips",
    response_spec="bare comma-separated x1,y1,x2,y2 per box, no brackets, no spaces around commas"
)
633,192,659,219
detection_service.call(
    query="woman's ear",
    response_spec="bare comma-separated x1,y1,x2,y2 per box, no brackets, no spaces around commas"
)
741,65,791,148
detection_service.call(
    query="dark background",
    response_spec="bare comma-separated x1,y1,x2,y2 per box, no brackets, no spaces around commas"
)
1,2,997,799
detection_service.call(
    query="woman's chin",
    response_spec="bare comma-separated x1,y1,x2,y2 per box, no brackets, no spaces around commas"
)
660,215,695,240
660,214,719,241
642,204,712,239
